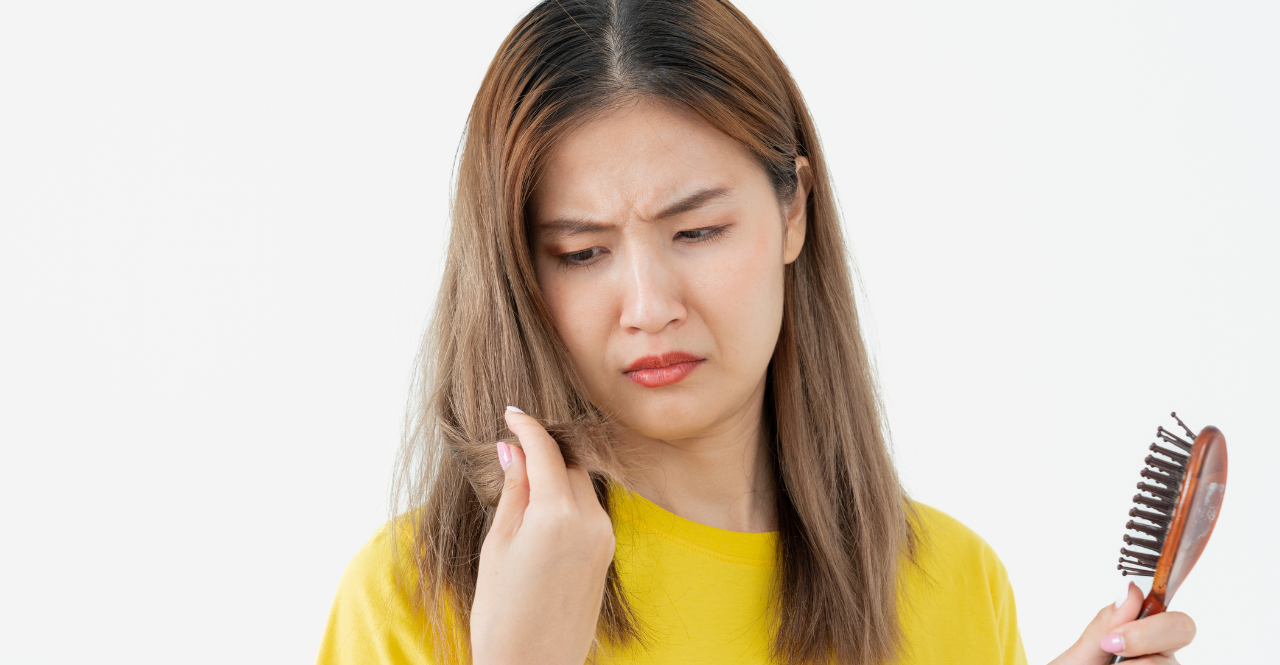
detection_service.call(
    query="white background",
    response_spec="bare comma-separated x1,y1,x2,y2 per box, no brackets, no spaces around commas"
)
1,1,1275,663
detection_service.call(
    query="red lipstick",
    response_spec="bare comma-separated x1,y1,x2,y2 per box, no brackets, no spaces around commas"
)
624,352,705,388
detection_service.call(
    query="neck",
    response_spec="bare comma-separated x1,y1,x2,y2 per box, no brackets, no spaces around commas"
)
617,377,778,533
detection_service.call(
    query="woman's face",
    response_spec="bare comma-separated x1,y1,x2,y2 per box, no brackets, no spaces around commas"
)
528,98,807,442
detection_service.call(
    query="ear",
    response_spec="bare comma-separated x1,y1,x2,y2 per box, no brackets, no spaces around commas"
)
782,156,811,265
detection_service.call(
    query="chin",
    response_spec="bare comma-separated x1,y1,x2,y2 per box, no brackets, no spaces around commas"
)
608,388,736,442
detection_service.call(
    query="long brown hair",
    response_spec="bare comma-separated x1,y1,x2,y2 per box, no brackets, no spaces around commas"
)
391,1,918,663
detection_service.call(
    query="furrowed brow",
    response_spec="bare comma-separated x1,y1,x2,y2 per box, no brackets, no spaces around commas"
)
653,186,733,220
537,186,734,237
537,218,615,237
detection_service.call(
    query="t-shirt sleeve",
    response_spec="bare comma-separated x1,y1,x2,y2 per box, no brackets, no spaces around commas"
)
315,524,438,665
898,502,1029,665
982,537,1028,665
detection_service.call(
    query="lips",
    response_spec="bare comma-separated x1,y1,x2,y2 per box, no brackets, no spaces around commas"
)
624,351,705,388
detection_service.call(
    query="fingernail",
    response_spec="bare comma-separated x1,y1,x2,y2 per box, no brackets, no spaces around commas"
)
1115,580,1130,608
496,441,512,470
505,406,524,414
1100,633,1125,654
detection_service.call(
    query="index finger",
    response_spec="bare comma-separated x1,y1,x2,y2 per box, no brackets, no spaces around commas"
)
504,407,573,502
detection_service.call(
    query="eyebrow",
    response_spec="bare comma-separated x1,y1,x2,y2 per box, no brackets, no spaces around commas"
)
538,186,734,237
654,185,733,219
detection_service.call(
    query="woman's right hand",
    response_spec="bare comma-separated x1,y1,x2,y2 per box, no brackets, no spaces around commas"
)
469,407,616,665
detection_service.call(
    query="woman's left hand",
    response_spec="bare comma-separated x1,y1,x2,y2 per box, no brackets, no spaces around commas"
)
1049,581,1197,664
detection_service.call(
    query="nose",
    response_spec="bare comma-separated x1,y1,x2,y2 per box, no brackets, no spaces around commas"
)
618,245,686,334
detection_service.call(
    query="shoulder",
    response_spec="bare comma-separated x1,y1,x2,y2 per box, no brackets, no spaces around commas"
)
341,517,415,590
337,518,411,600
317,515,435,665
897,501,1027,665
907,501,1007,580
903,500,1013,601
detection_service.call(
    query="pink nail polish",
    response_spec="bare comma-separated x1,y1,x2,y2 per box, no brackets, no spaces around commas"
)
496,441,512,470
1100,633,1125,654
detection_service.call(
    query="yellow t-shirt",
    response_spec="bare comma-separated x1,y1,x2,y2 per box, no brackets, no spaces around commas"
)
317,488,1027,665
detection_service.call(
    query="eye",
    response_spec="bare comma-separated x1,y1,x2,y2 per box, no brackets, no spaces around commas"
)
557,246,607,267
675,225,729,242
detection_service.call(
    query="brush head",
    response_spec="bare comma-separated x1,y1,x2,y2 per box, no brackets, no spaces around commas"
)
1116,412,1228,615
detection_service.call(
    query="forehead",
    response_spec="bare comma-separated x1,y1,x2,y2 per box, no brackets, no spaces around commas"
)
529,98,766,221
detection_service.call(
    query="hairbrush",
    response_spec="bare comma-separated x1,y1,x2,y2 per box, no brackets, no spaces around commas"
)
1110,412,1228,663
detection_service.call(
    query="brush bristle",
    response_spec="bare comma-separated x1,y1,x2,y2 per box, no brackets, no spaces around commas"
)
1117,412,1196,577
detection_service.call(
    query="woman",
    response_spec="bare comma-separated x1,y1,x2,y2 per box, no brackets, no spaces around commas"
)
318,1,1196,663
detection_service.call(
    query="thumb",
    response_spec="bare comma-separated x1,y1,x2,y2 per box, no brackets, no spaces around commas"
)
1109,581,1143,628
1052,581,1143,664
490,441,530,536
1093,581,1144,640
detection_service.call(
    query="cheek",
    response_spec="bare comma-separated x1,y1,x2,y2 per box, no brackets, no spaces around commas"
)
537,265,616,374
690,226,785,360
